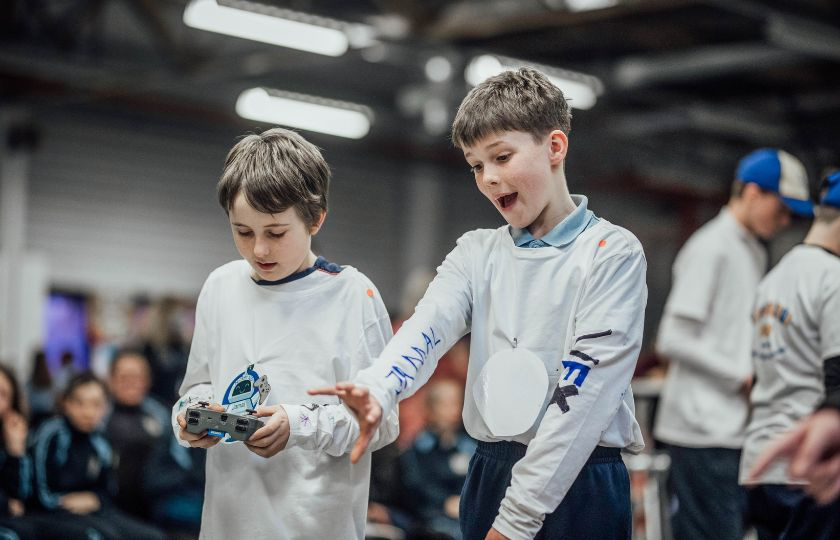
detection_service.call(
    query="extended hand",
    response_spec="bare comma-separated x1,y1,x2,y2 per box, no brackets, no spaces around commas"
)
750,408,840,503
308,382,382,463
177,403,224,449
245,405,290,458
59,492,100,515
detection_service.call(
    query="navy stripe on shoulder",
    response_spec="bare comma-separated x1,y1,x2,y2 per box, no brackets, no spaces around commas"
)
253,256,343,286
314,257,343,275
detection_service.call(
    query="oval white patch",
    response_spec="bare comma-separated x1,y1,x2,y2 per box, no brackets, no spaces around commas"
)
473,348,549,437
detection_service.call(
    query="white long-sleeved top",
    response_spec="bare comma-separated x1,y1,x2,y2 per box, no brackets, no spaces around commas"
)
356,218,647,539
654,208,766,448
172,259,399,540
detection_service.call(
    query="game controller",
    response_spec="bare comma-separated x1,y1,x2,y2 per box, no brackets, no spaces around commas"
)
185,402,264,442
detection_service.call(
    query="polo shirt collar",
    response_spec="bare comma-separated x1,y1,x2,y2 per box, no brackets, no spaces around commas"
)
511,194,595,247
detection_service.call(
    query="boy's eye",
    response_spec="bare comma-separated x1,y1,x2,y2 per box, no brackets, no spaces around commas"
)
469,163,483,174
496,153,510,162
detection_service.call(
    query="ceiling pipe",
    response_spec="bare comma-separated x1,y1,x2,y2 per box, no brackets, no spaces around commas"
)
612,43,799,90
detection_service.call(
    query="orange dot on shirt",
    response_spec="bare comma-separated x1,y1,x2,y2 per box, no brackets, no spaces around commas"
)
598,239,607,247
366,288,374,297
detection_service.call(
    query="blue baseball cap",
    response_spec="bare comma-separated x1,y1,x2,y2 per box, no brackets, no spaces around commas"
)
820,171,840,209
736,148,813,217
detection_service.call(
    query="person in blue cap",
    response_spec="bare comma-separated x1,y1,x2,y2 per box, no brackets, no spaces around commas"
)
742,170,840,538
653,148,813,540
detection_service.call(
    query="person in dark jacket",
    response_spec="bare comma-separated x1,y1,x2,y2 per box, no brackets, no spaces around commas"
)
0,363,38,540
401,379,476,540
105,350,169,518
30,372,164,540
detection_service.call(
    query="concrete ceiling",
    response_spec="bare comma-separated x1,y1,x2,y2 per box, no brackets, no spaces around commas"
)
3,0,839,196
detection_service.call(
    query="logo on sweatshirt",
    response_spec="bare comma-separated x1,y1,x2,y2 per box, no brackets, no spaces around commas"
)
385,326,442,395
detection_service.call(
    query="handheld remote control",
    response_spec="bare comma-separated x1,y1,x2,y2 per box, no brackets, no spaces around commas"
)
185,402,264,442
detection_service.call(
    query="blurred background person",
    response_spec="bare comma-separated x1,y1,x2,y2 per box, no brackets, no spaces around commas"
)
367,440,414,538
140,298,190,406
105,349,169,520
29,372,165,540
0,363,38,540
653,148,813,540
740,170,840,539
401,379,475,540
142,438,205,540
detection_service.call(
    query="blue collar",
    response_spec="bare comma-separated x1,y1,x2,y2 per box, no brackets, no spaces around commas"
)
511,195,596,248
252,256,342,286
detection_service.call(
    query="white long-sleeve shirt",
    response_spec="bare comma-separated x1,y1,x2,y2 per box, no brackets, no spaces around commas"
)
654,208,766,448
172,259,399,540
356,215,647,539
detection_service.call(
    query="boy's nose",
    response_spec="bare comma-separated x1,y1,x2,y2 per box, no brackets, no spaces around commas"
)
254,238,270,257
482,168,500,186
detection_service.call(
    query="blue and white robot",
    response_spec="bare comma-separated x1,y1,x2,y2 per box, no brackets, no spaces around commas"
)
216,364,271,442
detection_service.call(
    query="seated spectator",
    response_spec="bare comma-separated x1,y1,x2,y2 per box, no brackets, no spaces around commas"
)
401,379,476,540
141,297,189,406
0,363,38,540
29,372,165,540
105,350,169,518
368,440,414,535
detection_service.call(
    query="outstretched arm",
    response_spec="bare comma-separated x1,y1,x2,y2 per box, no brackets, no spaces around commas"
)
310,234,477,461
749,407,840,503
282,291,398,461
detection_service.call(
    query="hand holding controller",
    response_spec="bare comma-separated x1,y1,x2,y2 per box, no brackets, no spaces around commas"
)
185,401,265,442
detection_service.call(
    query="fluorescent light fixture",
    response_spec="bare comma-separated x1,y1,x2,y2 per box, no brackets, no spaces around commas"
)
183,0,349,57
236,88,373,139
565,0,620,12
465,54,604,110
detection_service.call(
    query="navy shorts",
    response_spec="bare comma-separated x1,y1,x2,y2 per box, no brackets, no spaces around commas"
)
459,441,631,540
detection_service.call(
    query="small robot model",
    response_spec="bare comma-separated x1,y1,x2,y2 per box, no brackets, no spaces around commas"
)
215,364,272,442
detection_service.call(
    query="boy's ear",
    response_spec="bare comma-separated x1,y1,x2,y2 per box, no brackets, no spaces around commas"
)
310,210,327,235
741,182,763,202
547,129,568,166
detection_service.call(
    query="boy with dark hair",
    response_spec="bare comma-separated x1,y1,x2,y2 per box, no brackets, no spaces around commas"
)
743,171,840,538
172,127,398,539
313,67,647,539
